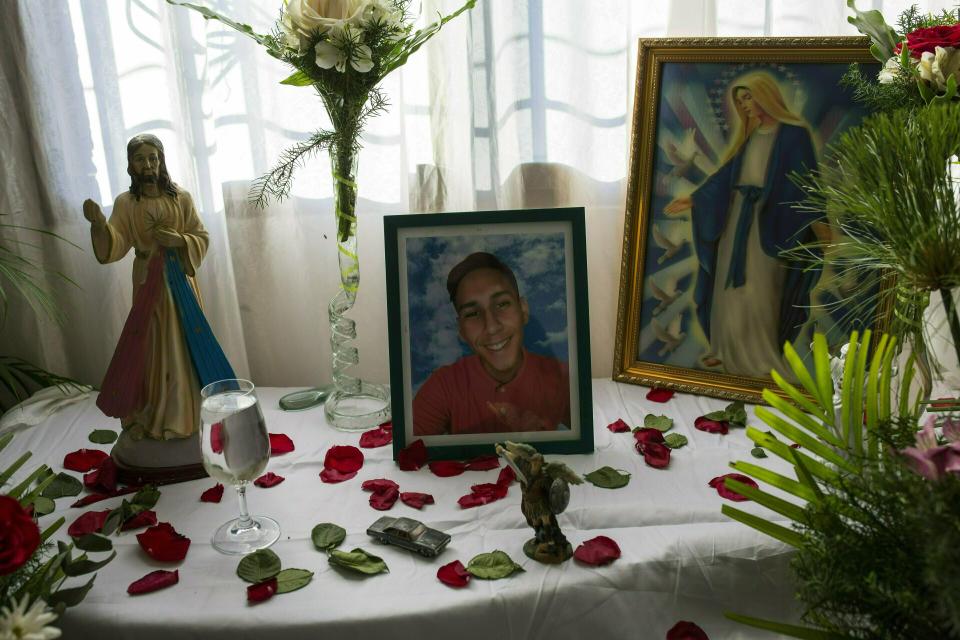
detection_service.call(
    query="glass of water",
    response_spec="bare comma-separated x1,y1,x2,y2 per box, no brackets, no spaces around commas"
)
200,379,280,555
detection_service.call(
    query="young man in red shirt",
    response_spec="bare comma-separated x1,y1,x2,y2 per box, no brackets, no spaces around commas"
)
413,252,571,435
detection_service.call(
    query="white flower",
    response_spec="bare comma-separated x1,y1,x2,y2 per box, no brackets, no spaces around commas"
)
0,596,61,640
315,23,374,73
360,0,403,29
877,55,902,84
917,46,960,92
281,0,368,52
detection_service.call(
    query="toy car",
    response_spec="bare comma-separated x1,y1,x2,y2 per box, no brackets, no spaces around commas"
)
367,516,451,557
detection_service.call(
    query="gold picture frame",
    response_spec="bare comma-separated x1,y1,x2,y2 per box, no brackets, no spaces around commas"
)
614,36,885,403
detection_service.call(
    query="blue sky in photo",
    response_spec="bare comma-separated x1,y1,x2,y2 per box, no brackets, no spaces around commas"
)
406,232,568,393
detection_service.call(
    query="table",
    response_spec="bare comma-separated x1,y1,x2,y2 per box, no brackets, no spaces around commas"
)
3,380,801,639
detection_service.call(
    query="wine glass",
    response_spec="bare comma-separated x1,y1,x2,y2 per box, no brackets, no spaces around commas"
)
199,379,280,555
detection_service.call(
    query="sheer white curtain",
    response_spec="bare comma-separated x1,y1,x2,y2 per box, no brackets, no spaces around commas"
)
1,0,950,392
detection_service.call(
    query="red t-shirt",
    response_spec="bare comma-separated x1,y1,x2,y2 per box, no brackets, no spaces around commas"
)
413,350,571,435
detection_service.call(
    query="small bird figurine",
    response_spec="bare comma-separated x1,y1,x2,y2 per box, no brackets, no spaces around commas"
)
496,441,582,564
654,312,686,357
652,224,689,265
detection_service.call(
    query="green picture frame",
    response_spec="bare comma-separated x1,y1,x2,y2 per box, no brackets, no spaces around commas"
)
384,207,594,461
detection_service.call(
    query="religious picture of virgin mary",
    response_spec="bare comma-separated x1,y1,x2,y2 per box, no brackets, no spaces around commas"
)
637,62,873,380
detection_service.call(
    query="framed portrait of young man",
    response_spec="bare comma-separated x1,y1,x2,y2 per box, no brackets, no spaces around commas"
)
613,37,891,403
384,207,593,460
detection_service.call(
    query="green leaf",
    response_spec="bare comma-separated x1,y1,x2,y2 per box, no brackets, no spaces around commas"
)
101,505,126,536
237,549,282,583
746,428,837,484
132,485,161,509
754,407,855,473
466,550,524,579
280,70,314,87
770,369,832,426
0,451,32,487
643,414,673,432
839,331,860,448
40,517,64,544
729,461,816,503
42,473,83,499
583,467,630,489
88,429,118,444
721,504,804,548
726,401,747,428
63,551,116,577
751,447,767,458
812,333,834,414
8,464,48,500
850,329,872,456
761,388,844,449
328,548,389,575
724,479,806,525
165,1,279,53
311,523,346,551
783,341,822,408
865,333,889,459
703,409,728,421
275,568,314,594
663,433,688,449
32,496,55,516
73,534,113,553
724,611,846,639
48,575,96,608
846,0,899,62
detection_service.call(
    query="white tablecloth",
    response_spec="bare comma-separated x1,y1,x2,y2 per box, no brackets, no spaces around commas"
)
4,380,800,640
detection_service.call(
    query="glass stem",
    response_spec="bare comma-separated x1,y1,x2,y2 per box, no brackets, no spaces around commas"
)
236,484,254,530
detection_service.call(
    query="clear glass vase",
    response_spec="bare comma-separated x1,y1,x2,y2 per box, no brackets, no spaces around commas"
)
322,142,391,431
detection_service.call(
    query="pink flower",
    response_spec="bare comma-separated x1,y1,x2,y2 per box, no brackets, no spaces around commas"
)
903,416,960,481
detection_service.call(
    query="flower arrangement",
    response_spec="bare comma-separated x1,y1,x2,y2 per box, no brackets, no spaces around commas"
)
168,0,474,234
845,1,960,112
0,433,113,639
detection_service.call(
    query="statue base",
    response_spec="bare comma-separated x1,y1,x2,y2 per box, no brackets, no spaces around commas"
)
523,537,573,564
111,430,207,485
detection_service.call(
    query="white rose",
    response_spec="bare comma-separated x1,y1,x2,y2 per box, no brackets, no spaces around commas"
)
917,46,960,92
282,0,368,51
877,56,902,84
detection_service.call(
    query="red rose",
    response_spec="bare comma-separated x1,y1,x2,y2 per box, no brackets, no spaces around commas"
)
0,495,41,575
897,24,960,57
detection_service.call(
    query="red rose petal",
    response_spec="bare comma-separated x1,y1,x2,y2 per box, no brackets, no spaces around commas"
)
378,420,393,432
63,449,109,473
497,466,516,487
790,443,801,449
400,492,435,509
254,472,285,488
247,577,277,604
633,427,665,447
323,445,364,474
359,427,392,448
397,439,427,471
67,510,110,537
465,455,500,471
641,442,671,469
607,418,631,433
136,522,191,562
121,510,158,531
210,422,224,454
320,468,357,483
437,560,470,588
83,457,118,493
127,569,179,595
269,433,295,456
458,477,510,508
0,496,39,574
428,460,467,477
646,387,675,403
694,416,729,434
70,486,138,508
361,478,400,494
708,473,758,502
573,536,622,566
200,484,224,503
369,486,400,511
666,620,710,640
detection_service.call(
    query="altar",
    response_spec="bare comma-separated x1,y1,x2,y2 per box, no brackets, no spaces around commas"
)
4,380,800,639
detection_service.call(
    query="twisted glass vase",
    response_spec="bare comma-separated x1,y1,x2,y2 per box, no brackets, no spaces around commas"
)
279,142,390,430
